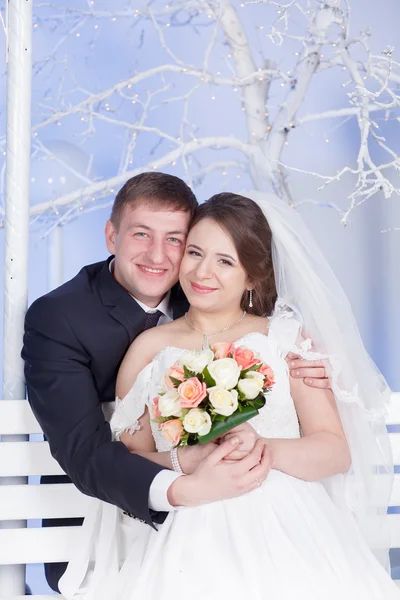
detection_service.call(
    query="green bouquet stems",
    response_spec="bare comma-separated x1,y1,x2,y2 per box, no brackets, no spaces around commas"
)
198,405,259,445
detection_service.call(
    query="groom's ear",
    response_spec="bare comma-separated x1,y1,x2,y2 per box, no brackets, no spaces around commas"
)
105,220,117,254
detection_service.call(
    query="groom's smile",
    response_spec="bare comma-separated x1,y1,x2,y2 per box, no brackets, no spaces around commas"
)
137,265,168,276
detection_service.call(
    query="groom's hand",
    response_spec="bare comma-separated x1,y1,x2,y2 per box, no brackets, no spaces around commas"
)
287,353,331,390
167,438,271,507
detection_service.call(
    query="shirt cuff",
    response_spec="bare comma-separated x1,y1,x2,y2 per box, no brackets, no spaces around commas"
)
148,470,183,512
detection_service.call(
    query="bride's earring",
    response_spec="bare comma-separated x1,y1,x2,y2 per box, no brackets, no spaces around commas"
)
249,289,253,308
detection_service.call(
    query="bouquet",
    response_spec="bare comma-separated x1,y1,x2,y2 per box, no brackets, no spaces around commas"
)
152,343,275,448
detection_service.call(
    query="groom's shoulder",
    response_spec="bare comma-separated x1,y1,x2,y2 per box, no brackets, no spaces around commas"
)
26,259,107,320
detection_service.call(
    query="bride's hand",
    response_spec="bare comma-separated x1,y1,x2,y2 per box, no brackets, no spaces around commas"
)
179,442,219,474
220,422,260,461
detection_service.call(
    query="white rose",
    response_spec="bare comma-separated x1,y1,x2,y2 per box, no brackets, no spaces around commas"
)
208,387,238,417
183,408,212,436
207,358,241,390
179,349,214,374
238,372,264,400
158,390,182,417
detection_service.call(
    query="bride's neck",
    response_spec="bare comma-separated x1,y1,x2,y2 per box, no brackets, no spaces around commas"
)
186,306,245,334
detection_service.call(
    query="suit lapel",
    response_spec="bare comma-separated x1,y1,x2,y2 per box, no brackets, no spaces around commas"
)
97,258,190,337
97,258,147,342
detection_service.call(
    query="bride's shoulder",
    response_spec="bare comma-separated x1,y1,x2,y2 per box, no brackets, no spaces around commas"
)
119,319,183,377
135,318,184,355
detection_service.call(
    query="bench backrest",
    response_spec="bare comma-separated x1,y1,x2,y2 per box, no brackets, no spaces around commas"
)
0,395,399,586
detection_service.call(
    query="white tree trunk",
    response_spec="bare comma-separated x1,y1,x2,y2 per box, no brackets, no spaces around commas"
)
48,226,64,291
0,0,33,596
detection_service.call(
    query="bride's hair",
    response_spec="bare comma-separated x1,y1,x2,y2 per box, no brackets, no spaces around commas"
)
191,192,277,316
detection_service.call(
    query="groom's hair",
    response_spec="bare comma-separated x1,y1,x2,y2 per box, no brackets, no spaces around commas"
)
192,192,277,317
111,172,198,230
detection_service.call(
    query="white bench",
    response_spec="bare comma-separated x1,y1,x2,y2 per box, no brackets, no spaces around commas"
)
1,395,400,598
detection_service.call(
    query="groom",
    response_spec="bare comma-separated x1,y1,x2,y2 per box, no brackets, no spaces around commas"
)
22,172,328,591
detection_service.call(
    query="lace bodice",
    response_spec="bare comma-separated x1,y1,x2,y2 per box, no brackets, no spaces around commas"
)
110,310,303,451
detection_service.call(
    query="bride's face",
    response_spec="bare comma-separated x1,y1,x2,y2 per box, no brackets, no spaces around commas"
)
179,218,251,312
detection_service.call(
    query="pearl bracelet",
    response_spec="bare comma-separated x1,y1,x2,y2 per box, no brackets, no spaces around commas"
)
170,447,184,474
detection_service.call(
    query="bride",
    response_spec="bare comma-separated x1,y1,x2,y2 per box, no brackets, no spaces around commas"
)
59,191,398,600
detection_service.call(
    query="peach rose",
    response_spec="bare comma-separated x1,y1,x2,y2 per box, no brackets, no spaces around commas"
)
259,364,275,387
165,364,185,390
233,346,260,371
160,419,184,446
212,342,234,360
152,396,161,419
178,377,207,408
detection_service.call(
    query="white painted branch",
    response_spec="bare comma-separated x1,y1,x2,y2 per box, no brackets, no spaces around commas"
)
295,103,385,126
30,64,283,135
0,136,254,225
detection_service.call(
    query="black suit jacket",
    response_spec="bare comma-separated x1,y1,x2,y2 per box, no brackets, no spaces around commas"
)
22,257,188,525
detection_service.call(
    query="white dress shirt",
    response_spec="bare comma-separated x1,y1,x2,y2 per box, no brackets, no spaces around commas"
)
109,259,181,512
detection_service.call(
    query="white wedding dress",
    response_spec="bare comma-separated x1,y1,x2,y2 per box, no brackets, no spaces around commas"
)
59,311,400,600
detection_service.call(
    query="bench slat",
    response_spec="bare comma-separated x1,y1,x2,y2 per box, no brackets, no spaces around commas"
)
390,474,400,507
14,596,63,599
390,514,400,548
0,517,399,565
390,433,400,465
388,393,400,425
0,526,81,565
0,473,397,521
0,442,64,477
0,400,42,435
0,484,91,520
0,400,115,435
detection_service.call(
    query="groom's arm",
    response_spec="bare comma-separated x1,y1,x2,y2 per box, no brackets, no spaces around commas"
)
22,295,164,527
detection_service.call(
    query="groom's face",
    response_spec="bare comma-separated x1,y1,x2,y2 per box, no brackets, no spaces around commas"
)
105,202,190,307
